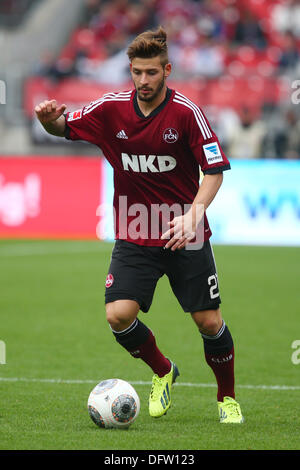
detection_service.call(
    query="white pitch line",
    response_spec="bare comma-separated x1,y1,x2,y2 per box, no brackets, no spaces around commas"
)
0,377,299,391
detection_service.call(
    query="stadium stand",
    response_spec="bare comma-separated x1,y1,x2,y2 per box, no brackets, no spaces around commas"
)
0,0,40,27
1,0,300,158
0,0,83,153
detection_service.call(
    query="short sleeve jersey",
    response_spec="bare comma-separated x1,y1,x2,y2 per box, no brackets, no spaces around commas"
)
65,88,230,246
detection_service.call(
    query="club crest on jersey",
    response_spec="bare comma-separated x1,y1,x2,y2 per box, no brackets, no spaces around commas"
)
105,273,114,288
68,109,82,121
163,128,179,143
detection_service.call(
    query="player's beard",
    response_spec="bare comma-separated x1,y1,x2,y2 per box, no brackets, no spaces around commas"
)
136,76,165,103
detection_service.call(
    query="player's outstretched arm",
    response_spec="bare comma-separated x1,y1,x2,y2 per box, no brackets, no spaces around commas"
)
35,99,67,137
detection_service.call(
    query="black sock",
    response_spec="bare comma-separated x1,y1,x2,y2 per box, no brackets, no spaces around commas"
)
201,321,233,354
111,318,171,376
111,318,150,352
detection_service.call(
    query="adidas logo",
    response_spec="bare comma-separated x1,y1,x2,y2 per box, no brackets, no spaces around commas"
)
116,129,128,139
219,407,227,421
160,383,170,410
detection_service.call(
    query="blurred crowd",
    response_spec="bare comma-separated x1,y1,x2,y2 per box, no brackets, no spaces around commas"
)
32,0,300,158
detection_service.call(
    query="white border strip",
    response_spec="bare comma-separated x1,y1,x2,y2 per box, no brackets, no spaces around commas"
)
0,377,299,391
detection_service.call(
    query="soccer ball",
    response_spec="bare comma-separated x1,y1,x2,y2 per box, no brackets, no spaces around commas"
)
87,379,140,429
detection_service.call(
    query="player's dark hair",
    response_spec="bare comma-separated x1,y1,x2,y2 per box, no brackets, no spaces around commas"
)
127,26,169,66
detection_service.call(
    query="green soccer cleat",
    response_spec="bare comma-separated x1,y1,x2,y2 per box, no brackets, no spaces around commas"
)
218,396,244,423
149,361,180,418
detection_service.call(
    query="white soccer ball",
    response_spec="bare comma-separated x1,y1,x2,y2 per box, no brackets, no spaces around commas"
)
87,379,140,429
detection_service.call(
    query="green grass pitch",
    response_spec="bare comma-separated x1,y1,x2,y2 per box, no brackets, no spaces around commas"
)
0,239,299,450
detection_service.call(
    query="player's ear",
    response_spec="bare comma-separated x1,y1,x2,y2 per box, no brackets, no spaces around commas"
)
164,63,171,78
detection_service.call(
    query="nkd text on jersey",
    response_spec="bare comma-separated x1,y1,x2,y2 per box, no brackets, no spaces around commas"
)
122,153,177,173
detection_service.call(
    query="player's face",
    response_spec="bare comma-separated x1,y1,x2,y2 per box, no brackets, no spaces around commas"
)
130,56,171,103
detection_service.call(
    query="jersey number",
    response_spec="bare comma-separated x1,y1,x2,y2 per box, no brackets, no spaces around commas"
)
208,274,219,299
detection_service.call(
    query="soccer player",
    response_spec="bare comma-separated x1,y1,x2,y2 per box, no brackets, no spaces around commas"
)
35,27,244,424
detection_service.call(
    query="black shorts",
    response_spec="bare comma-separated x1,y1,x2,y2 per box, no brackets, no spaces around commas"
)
105,240,221,313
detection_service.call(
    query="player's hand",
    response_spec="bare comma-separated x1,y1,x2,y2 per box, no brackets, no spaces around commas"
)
35,99,67,124
161,205,204,251
161,213,195,251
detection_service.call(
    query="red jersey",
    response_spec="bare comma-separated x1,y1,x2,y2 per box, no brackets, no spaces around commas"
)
65,88,230,246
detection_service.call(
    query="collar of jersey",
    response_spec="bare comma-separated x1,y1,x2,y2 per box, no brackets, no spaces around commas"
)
133,87,172,119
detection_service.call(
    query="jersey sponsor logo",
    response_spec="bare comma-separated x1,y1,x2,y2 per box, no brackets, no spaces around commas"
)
105,273,114,288
203,142,223,164
116,129,128,139
121,153,177,173
163,128,179,143
67,109,82,121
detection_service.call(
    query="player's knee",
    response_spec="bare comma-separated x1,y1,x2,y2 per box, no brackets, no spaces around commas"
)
105,300,139,331
198,318,221,335
105,303,126,330
191,308,222,335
